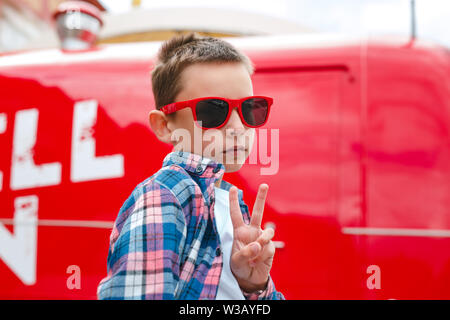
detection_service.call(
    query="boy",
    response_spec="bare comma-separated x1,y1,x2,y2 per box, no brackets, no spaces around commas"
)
97,32,285,300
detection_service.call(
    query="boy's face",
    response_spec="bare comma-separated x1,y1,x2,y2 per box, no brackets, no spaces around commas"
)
167,62,255,173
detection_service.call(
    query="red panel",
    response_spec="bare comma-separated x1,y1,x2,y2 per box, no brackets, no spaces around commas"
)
362,44,450,299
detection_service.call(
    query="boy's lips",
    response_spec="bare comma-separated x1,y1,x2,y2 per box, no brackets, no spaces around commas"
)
222,146,247,153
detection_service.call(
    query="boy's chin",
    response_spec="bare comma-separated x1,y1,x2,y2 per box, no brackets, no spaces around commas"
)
222,162,245,173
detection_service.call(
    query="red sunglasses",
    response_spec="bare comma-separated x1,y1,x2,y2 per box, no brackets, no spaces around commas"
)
160,96,273,129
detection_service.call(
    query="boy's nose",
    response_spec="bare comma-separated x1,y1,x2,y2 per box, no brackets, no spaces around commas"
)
225,109,245,134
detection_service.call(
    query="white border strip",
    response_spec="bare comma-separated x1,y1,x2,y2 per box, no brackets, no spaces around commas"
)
3,220,449,237
342,227,450,238
0,218,113,229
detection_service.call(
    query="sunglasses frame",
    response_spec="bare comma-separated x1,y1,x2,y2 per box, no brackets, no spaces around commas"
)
160,95,273,129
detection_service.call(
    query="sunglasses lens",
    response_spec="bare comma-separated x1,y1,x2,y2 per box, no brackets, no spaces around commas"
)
241,98,269,127
195,99,229,128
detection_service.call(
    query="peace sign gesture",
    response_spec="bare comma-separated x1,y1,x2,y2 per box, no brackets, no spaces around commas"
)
229,183,276,293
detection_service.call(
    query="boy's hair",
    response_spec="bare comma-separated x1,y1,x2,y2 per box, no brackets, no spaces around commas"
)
151,32,254,110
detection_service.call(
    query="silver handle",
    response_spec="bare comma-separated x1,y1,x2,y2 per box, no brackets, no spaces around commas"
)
264,222,285,249
273,241,285,249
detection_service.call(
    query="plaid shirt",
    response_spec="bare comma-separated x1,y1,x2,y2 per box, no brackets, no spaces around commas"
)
97,150,285,300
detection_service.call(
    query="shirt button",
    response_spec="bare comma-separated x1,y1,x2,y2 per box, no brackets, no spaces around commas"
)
216,247,221,257
195,165,203,173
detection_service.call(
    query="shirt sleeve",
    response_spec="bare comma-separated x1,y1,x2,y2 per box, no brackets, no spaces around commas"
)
97,183,186,300
241,275,286,300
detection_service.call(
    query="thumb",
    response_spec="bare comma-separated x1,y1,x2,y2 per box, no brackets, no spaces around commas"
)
234,242,261,262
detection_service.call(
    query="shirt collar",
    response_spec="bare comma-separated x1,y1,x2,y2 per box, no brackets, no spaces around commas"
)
162,150,245,201
162,150,225,179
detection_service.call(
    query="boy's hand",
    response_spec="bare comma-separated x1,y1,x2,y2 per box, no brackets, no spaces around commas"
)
229,184,276,293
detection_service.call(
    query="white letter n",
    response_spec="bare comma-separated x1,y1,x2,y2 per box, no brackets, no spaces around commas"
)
0,196,38,285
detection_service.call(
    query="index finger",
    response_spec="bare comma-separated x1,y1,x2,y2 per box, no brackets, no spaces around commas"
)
229,186,245,228
250,183,269,227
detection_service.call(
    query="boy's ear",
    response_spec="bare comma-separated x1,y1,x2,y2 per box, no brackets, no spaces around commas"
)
148,110,174,144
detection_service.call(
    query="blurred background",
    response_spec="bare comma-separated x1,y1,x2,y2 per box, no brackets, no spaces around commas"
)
0,0,449,53
0,0,449,300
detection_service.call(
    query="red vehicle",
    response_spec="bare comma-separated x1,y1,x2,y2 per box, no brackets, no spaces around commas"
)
0,33,449,299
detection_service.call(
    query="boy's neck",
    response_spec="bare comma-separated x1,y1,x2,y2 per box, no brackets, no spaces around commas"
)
175,149,223,188
214,176,222,188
